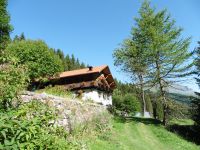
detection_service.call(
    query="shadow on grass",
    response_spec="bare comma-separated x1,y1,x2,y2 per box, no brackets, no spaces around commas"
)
113,116,161,126
130,117,162,125
113,116,200,145
167,124,200,145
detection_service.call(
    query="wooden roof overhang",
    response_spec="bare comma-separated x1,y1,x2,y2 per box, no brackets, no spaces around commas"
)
51,65,116,92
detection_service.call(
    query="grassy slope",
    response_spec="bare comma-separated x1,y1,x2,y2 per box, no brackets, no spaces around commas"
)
87,118,200,150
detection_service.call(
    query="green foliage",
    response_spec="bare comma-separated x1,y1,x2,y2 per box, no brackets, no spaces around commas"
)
37,85,72,98
156,99,164,120
113,91,141,115
113,0,193,124
138,1,192,124
145,94,153,115
87,117,200,150
63,54,86,71
0,0,12,54
0,101,73,149
6,40,64,81
123,94,141,114
193,41,200,126
13,33,25,42
0,63,28,109
52,48,87,71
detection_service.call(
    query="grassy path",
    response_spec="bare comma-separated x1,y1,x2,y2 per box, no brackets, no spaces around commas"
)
87,118,200,150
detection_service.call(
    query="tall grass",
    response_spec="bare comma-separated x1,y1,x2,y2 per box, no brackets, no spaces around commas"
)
36,85,73,98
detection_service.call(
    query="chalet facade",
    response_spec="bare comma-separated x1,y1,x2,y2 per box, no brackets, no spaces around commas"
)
52,65,116,105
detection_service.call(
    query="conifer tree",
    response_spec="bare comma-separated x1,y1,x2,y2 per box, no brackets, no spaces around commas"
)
0,0,12,57
138,1,193,125
13,33,26,42
64,54,71,71
19,33,25,40
193,41,200,126
114,1,193,124
71,54,76,70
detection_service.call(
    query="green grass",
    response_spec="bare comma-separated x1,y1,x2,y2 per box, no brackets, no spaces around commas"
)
169,119,194,125
86,117,200,150
36,85,72,98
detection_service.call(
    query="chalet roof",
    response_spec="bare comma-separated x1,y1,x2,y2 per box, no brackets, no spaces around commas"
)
60,65,108,78
58,65,116,91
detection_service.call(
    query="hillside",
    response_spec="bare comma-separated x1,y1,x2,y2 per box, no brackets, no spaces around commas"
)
86,118,200,150
147,84,196,105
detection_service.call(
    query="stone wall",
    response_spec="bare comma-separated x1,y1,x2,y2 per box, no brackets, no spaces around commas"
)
20,91,109,133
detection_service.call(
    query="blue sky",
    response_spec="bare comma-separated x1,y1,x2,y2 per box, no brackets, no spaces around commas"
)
8,0,200,91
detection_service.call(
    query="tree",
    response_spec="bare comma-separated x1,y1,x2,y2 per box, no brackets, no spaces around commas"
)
0,0,28,109
71,54,76,70
0,0,12,58
19,32,25,40
64,54,71,71
80,62,86,68
5,40,64,81
13,33,26,41
137,1,193,125
113,1,152,116
113,92,141,115
114,1,193,125
193,41,200,127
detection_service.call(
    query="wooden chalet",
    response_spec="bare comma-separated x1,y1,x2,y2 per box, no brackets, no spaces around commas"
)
51,65,116,105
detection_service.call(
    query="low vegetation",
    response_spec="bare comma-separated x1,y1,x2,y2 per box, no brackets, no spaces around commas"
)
0,101,71,149
87,117,200,150
36,85,73,98
1,0,200,149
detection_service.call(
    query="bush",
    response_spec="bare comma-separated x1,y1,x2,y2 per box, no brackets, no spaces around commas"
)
0,63,28,109
113,91,141,115
5,40,64,81
0,101,73,149
36,85,72,98
191,97,200,126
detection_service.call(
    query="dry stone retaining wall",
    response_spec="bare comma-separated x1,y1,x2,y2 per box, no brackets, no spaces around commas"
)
20,91,109,133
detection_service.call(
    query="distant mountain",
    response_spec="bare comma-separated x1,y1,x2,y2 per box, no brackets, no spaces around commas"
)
148,84,196,97
165,84,196,97
146,84,196,105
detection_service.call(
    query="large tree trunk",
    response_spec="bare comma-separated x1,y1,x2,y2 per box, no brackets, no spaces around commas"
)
155,57,168,125
139,74,146,116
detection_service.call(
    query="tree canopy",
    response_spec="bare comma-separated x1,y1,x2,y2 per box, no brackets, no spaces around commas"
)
113,1,193,125
0,0,12,57
6,40,64,81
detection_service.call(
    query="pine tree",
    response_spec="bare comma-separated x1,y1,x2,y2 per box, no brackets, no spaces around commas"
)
113,1,152,116
80,62,86,68
193,41,200,127
64,54,71,71
13,33,26,42
71,54,76,70
138,1,193,125
56,49,65,60
13,35,19,42
75,58,80,69
114,1,193,124
19,32,25,40
0,0,12,57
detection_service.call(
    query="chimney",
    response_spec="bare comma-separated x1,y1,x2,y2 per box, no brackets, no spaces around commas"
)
88,66,93,71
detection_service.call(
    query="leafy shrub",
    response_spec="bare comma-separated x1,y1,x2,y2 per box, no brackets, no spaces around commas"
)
145,94,153,115
5,40,64,81
0,101,73,149
113,91,141,115
0,63,28,109
122,94,141,114
155,98,164,120
37,85,72,98
192,97,200,126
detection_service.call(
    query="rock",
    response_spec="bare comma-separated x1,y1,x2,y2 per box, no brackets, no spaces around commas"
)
19,91,107,132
